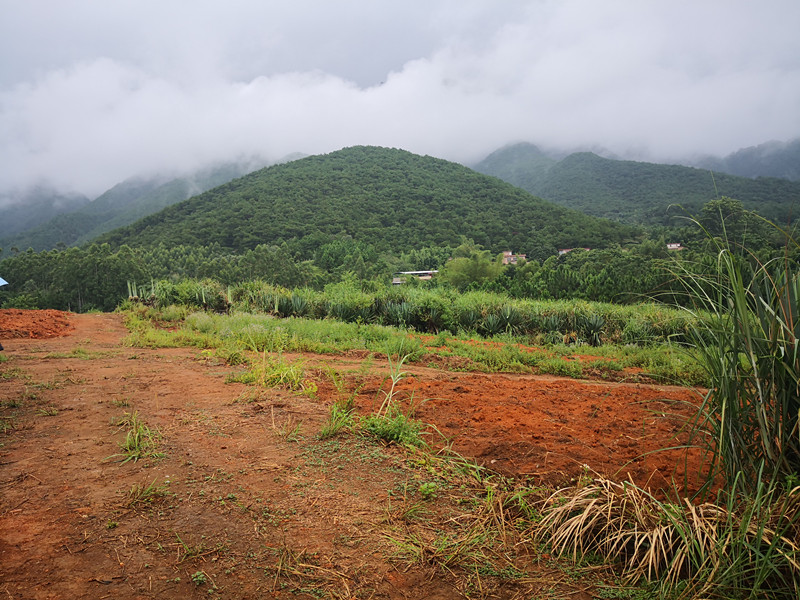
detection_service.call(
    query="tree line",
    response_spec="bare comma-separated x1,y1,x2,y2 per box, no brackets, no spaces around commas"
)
0,196,791,313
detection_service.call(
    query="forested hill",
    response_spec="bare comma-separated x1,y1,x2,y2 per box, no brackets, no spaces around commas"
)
474,143,800,226
97,146,640,261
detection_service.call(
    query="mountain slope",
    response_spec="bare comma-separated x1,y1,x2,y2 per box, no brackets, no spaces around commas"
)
97,146,641,262
694,138,800,181
0,162,263,251
474,144,800,226
0,188,90,240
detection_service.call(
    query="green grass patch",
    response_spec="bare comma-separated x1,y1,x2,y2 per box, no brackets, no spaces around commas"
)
227,353,317,396
119,306,703,384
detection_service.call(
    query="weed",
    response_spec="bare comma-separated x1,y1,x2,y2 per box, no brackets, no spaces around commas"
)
36,406,59,416
318,370,362,440
126,478,170,507
0,417,14,434
191,571,208,586
43,348,104,360
318,402,355,440
361,405,425,447
535,474,800,599
0,367,28,381
271,408,302,442
418,482,438,500
106,411,163,464
228,352,317,396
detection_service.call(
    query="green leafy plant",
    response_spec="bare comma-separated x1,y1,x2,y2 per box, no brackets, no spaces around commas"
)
418,482,438,500
361,405,424,447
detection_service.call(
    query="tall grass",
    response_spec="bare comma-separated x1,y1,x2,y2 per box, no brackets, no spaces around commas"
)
528,219,800,598
675,231,800,494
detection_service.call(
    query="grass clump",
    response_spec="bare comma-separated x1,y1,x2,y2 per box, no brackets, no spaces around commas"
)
360,352,426,447
535,474,800,599
677,236,800,494
228,352,317,396
126,478,170,507
361,406,425,447
107,411,163,464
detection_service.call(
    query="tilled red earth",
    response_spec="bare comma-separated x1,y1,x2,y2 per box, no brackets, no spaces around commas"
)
0,310,707,599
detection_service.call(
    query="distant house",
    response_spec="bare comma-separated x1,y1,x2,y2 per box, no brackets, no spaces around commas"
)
501,251,527,265
558,248,591,256
392,270,438,285
667,243,684,251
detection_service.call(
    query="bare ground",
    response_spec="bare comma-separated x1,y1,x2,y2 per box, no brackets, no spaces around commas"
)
0,310,705,599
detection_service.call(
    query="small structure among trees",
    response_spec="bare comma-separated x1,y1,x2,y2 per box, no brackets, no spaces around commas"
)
392,270,438,285
501,251,527,265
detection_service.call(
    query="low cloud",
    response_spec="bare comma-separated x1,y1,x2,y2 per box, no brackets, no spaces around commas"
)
1,0,798,202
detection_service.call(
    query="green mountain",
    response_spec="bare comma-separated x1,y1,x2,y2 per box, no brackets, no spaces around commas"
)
0,187,90,240
694,138,800,181
97,146,641,262
473,143,800,226
0,162,263,252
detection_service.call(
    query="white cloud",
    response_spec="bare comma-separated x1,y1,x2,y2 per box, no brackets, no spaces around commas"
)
0,0,798,201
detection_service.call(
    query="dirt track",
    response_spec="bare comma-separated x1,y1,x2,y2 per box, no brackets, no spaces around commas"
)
0,310,704,599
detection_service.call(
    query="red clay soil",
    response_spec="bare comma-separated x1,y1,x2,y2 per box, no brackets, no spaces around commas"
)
0,309,708,599
387,374,703,492
0,309,74,339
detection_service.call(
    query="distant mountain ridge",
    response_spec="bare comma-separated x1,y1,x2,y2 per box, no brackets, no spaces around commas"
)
691,139,800,181
0,160,270,252
0,187,90,239
3,137,796,254
473,142,800,226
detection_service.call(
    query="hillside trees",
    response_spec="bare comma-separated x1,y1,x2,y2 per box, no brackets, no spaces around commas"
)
440,242,503,290
95,147,640,258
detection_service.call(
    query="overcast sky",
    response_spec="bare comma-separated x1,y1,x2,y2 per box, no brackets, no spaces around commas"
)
1,0,798,201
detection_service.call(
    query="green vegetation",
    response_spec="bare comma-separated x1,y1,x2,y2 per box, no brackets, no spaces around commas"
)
126,478,171,507
533,225,800,599
475,143,800,227
95,146,639,261
118,296,701,385
1,147,795,316
361,352,426,447
0,161,258,252
227,353,317,396
676,227,800,494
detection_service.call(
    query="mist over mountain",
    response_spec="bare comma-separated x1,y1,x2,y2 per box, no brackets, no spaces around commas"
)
0,187,90,239
0,160,270,252
690,138,800,181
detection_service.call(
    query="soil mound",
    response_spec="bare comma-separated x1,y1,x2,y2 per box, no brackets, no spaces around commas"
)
0,308,74,339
